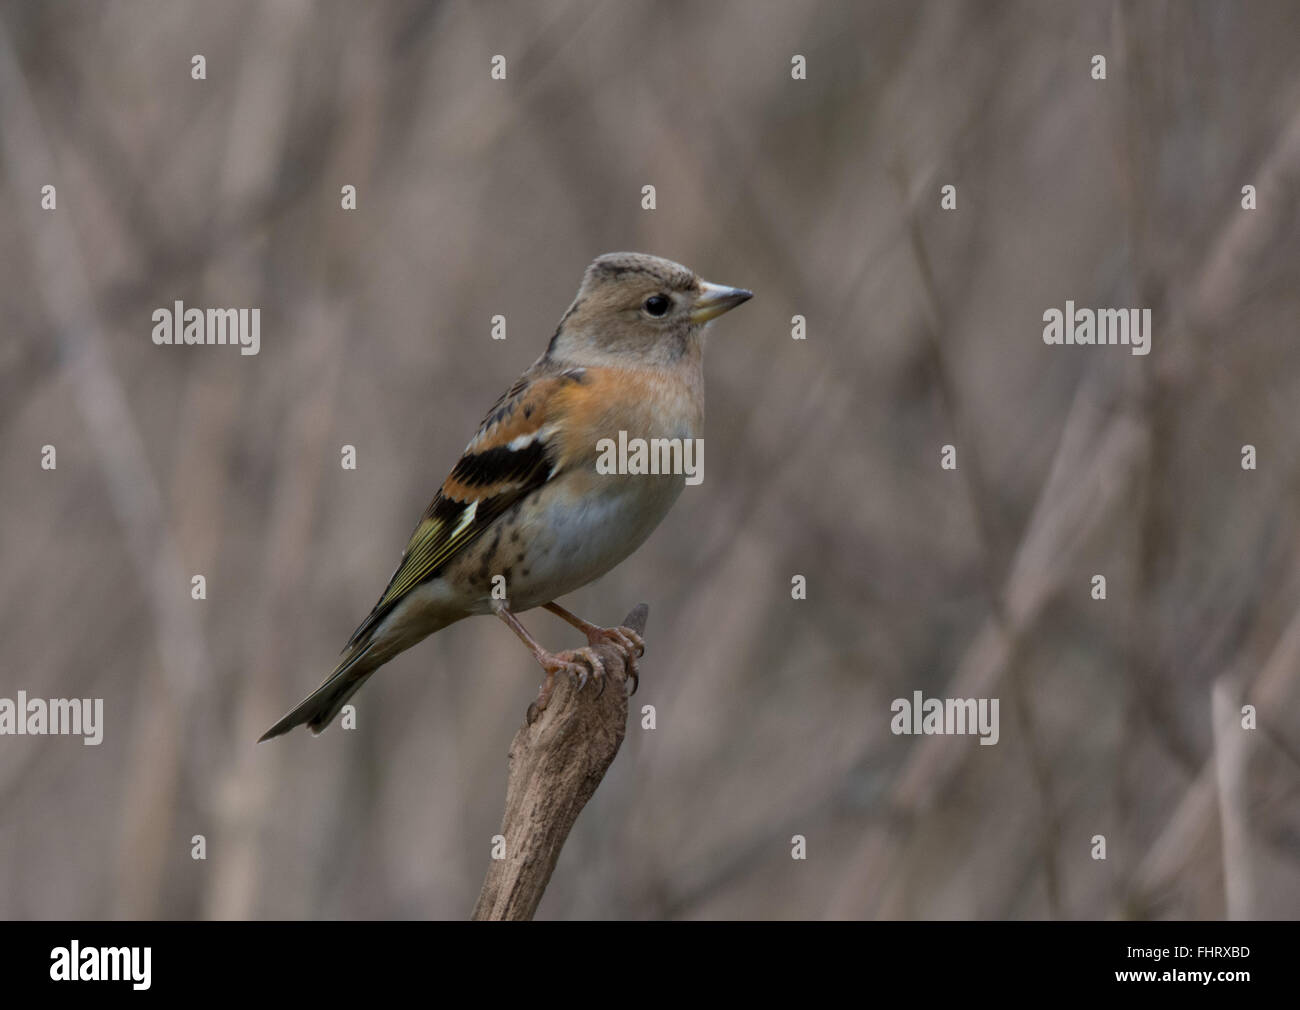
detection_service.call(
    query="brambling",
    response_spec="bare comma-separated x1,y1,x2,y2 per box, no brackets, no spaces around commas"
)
260,252,752,740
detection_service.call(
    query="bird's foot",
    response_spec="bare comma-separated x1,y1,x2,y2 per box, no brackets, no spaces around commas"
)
526,646,608,723
540,603,645,695
583,625,644,695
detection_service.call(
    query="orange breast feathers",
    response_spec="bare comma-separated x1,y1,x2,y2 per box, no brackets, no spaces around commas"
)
549,366,704,474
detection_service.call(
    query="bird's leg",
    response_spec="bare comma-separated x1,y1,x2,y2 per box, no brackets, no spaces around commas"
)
492,601,607,720
543,602,644,694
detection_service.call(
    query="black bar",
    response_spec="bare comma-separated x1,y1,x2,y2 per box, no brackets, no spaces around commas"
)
0,921,1286,997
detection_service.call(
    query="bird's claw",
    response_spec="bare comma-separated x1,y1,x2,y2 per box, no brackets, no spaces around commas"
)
590,625,645,660
584,625,645,694
529,647,605,720
565,647,606,692
527,631,642,721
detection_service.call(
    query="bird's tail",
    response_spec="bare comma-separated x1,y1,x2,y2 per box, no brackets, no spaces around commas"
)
258,641,381,742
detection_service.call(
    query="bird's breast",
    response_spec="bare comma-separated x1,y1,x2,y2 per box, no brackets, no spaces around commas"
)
450,363,705,614
508,468,686,611
551,364,704,473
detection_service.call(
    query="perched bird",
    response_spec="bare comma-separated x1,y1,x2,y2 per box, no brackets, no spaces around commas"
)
260,252,752,741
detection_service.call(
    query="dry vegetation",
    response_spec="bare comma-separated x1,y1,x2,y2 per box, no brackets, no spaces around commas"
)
0,1,1297,919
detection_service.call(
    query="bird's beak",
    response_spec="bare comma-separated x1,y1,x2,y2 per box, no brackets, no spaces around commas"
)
691,280,753,324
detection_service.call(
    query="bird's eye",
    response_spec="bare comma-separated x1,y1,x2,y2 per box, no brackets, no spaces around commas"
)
643,294,671,317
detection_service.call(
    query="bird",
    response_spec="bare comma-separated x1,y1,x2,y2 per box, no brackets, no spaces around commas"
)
259,252,752,741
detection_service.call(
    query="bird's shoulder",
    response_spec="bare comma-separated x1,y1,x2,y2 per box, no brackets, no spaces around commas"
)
452,359,594,485
342,359,594,646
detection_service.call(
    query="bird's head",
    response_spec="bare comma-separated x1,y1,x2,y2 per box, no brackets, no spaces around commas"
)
547,252,752,367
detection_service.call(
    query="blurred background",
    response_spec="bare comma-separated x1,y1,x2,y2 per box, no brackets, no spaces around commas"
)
1,0,1298,920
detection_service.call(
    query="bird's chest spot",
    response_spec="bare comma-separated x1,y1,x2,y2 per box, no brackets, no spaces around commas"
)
504,477,683,609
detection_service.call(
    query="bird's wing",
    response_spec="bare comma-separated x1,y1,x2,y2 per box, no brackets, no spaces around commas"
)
343,366,590,648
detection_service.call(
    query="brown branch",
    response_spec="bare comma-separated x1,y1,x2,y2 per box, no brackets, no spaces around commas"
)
472,604,648,921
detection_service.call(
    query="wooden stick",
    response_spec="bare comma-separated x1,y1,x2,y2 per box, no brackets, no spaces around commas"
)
472,604,648,921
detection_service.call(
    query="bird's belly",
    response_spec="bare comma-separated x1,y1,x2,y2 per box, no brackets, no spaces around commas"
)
461,473,685,614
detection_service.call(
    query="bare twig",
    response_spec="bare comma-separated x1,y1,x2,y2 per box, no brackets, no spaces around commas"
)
472,604,648,921
1211,678,1253,919
0,19,220,917
1131,597,1300,916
